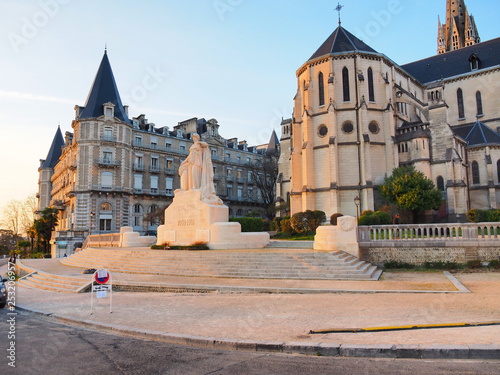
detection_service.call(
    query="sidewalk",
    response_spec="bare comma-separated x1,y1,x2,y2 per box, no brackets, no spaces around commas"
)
4,261,500,359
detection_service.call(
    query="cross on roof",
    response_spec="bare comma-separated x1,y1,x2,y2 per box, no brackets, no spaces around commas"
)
335,2,344,26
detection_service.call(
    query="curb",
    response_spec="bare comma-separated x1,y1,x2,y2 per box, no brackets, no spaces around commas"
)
15,305,500,360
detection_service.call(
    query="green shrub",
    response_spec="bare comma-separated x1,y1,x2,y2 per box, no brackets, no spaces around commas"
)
229,217,265,232
374,211,392,225
489,260,500,269
280,218,294,235
466,260,483,269
309,210,326,231
330,213,344,225
486,209,500,222
291,212,310,233
466,209,486,223
271,217,282,232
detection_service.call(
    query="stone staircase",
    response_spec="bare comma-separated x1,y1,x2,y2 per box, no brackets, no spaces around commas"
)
61,248,382,281
17,270,91,293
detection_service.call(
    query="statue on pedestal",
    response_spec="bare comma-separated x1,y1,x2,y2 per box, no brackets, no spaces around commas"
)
178,133,222,205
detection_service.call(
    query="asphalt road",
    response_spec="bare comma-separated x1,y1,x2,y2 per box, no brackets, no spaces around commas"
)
0,309,499,375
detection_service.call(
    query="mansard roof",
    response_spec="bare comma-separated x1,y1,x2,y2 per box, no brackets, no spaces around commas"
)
79,51,130,124
309,26,378,61
41,126,64,169
453,120,500,147
402,38,500,84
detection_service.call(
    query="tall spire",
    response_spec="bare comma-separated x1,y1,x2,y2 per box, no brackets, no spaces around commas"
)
437,0,480,54
79,51,130,123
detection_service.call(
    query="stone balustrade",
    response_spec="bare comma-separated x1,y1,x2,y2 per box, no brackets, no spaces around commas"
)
358,222,500,244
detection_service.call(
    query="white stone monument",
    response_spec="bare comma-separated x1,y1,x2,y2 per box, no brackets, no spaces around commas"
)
156,134,269,249
313,216,360,257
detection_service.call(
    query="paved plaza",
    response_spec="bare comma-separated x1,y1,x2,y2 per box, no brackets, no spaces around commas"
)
3,258,500,359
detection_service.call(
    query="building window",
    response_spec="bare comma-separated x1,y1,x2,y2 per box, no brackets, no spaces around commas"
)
103,151,112,164
148,205,160,227
99,218,112,231
165,177,173,196
151,157,159,172
317,125,328,137
457,88,465,119
318,72,325,106
134,174,143,191
342,67,350,102
471,161,480,184
150,176,158,194
341,121,354,134
367,67,375,102
227,185,233,198
368,121,379,134
476,91,483,116
437,176,445,192
103,128,113,141
100,202,112,212
134,135,142,146
150,136,158,150
101,172,112,187
135,155,144,170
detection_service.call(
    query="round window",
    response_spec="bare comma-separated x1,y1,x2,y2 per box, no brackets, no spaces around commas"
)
317,125,328,137
368,121,380,134
341,122,354,134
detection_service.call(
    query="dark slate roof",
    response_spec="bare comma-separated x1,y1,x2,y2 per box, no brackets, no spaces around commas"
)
41,126,64,168
453,121,500,147
401,38,500,84
309,26,378,61
79,51,130,124
266,130,280,155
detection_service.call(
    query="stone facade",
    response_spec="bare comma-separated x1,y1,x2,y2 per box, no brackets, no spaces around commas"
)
38,52,275,255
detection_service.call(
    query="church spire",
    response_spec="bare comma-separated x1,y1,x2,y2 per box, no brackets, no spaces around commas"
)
437,0,480,54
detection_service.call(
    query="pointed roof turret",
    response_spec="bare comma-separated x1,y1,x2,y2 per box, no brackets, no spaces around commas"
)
309,25,377,61
41,126,64,169
79,50,130,124
266,130,280,155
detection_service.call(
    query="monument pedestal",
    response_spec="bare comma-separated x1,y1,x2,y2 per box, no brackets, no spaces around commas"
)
313,216,360,258
156,189,269,249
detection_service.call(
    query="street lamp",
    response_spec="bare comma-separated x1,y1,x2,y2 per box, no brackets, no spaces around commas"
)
354,196,360,220
89,211,95,235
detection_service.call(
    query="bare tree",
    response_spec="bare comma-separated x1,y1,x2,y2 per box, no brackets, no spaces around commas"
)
247,150,279,219
1,194,38,236
2,200,22,235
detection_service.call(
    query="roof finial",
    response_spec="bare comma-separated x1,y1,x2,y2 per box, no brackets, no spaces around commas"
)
335,2,344,26
104,43,107,54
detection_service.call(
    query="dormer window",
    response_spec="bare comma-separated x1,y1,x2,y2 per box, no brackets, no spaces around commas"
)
469,54,480,71
103,102,115,118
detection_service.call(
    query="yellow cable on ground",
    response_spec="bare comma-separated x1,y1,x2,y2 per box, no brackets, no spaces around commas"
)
309,321,500,334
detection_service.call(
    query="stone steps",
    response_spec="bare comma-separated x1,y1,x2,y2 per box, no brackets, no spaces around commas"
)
17,269,91,293
61,248,381,281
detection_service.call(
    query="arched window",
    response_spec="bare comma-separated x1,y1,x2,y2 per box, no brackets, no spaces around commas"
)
471,161,480,184
437,176,445,192
100,202,112,212
318,72,325,106
367,67,375,102
457,88,465,119
476,91,483,116
342,67,350,102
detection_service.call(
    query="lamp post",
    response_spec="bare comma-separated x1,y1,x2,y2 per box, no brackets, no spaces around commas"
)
354,196,360,221
89,211,95,235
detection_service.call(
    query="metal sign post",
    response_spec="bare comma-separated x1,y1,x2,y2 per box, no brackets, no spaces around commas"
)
91,269,112,314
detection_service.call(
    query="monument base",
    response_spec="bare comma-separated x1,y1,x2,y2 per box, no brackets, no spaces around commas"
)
156,189,269,249
313,216,360,258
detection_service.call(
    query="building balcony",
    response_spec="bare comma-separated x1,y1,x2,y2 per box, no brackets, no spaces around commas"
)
95,158,121,168
165,168,175,175
133,163,145,171
150,165,161,174
101,135,117,143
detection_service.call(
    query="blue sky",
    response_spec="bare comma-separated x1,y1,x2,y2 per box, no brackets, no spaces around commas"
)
0,0,497,221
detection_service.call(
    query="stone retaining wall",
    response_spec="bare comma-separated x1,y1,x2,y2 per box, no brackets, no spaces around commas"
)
360,243,500,265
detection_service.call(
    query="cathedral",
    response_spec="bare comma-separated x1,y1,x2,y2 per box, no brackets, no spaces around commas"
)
277,0,500,222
